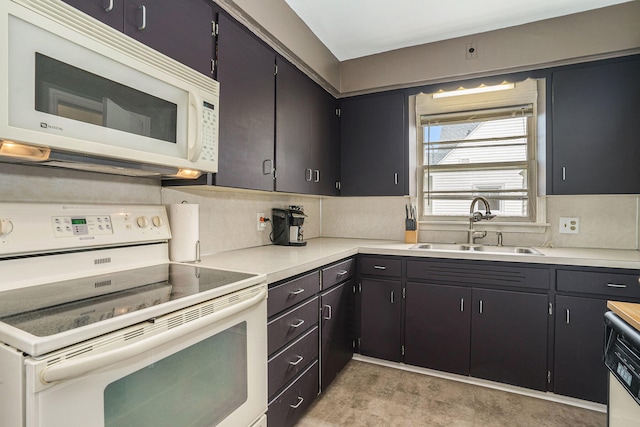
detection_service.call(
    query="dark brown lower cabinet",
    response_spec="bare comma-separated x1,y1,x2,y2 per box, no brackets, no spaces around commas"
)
320,281,354,391
470,288,549,391
554,296,608,403
404,282,471,375
268,360,319,427
359,278,402,362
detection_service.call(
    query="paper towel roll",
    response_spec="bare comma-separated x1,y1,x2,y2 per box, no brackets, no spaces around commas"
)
167,203,200,262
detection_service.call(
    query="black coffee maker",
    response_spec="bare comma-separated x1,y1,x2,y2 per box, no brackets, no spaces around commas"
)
272,207,307,246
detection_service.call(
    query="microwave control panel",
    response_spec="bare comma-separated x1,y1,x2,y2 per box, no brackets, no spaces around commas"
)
199,101,218,164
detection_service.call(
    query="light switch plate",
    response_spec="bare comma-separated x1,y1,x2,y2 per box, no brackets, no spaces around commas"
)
559,217,580,234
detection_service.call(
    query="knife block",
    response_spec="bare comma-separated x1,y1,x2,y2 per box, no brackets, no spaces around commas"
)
404,230,418,244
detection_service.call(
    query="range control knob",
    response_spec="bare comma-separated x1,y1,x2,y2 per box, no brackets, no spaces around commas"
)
0,219,13,236
136,216,149,228
151,216,163,227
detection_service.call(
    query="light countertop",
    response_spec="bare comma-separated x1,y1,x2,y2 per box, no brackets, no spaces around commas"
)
197,238,640,285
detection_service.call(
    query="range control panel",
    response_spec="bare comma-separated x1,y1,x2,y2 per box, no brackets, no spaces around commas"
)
0,203,171,256
52,215,114,237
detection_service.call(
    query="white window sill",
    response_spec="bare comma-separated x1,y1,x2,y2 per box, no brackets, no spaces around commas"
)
419,220,550,234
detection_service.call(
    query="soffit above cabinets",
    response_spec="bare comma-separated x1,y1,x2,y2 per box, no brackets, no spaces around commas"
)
284,0,634,61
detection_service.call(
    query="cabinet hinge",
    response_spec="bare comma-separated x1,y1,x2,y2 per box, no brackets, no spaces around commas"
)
335,108,341,117
548,303,553,316
211,59,215,74
547,370,551,384
212,21,218,36
358,282,362,293
335,181,341,190
402,288,406,299
401,345,405,356
274,64,278,76
272,168,277,179
357,338,361,349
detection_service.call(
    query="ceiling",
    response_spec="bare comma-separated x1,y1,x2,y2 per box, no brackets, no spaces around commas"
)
284,0,633,61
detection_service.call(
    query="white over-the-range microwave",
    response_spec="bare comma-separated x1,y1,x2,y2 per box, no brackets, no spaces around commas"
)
0,0,219,179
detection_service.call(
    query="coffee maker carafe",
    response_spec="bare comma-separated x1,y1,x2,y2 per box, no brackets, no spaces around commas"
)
272,207,307,246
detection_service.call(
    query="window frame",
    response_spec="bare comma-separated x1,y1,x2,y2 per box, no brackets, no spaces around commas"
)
415,78,541,224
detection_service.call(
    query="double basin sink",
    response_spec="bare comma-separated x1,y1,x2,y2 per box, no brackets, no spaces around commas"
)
410,243,543,256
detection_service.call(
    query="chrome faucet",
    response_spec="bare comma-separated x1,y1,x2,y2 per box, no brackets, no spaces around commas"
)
468,196,496,244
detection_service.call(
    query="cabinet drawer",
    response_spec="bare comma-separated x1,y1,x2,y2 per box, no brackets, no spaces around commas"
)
322,258,355,290
406,259,550,290
557,269,640,298
268,271,319,318
268,297,318,355
268,326,319,399
268,360,319,427
360,256,402,277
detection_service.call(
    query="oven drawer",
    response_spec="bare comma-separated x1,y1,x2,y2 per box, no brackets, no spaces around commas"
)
268,271,319,318
360,256,402,277
557,269,640,298
268,326,318,399
268,360,319,427
268,297,318,355
322,258,355,290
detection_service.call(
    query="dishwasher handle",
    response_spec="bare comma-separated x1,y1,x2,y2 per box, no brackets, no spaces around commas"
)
40,286,267,385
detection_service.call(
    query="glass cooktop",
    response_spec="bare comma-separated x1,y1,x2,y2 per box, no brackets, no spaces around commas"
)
0,264,255,337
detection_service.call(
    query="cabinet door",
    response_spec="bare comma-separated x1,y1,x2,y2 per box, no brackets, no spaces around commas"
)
554,296,608,403
340,92,406,196
320,281,354,391
214,14,275,191
123,0,213,76
471,288,548,391
62,0,125,31
359,278,402,362
275,58,314,194
276,58,339,195
309,82,339,196
405,282,471,375
552,57,640,194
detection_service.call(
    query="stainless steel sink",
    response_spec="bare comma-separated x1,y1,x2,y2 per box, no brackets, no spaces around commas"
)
410,243,543,256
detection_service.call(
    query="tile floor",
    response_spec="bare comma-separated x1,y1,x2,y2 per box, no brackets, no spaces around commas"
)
297,360,606,427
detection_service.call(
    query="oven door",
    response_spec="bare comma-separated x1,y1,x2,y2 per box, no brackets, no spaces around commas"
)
24,285,267,427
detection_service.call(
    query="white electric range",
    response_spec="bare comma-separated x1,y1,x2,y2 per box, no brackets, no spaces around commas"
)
0,203,267,427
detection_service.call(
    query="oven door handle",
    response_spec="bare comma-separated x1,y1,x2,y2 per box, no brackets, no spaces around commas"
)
40,286,266,385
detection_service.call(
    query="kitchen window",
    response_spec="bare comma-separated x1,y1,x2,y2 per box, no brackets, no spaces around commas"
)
416,78,540,223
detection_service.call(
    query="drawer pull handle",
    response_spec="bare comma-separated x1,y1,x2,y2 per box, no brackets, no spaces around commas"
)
290,288,305,295
290,319,305,328
104,0,114,12
337,270,348,276
290,396,304,409
390,291,395,304
138,5,147,31
566,309,570,324
373,265,386,270
460,298,464,312
479,300,483,314
607,283,627,288
289,355,304,366
323,304,333,320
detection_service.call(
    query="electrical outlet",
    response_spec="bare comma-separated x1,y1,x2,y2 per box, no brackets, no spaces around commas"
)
257,213,267,231
559,217,580,234
466,41,477,59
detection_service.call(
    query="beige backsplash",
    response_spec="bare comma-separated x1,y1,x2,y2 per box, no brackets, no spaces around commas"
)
1,164,637,253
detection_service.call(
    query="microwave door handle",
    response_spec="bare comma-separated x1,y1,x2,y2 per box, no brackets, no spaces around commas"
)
40,286,266,385
187,92,203,162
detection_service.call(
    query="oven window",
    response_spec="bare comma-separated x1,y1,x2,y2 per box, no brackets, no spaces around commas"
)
104,322,248,427
34,53,177,143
